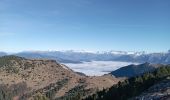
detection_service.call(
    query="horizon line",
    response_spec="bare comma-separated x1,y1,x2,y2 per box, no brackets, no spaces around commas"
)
1,49,170,54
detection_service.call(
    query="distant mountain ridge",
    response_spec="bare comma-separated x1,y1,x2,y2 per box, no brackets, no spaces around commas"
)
14,51,82,63
110,63,164,77
1,50,170,64
0,52,7,56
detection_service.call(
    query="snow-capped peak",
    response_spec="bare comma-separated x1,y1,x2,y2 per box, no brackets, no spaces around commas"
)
60,50,97,53
110,50,146,56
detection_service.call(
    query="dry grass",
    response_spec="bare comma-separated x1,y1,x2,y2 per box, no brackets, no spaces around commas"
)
0,56,121,99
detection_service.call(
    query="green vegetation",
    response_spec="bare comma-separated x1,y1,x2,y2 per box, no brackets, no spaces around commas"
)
0,82,28,100
45,78,69,99
0,55,34,73
58,85,93,100
0,84,12,100
28,79,93,100
20,78,69,100
0,55,24,73
0,55,23,66
33,93,49,100
23,62,34,70
85,65,170,100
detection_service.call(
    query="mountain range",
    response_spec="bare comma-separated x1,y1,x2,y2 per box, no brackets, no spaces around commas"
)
0,55,170,100
1,50,170,64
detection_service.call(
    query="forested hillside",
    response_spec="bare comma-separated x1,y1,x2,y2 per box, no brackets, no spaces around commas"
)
85,65,170,100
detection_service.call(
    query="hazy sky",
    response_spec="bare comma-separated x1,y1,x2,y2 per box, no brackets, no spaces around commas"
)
0,0,170,52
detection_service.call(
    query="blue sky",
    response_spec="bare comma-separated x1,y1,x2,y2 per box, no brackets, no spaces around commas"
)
0,0,170,52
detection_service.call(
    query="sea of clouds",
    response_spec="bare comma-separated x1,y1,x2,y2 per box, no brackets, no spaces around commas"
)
64,61,139,76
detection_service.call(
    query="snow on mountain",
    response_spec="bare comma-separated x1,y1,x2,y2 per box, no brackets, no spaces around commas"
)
59,50,146,56
110,51,127,55
109,51,145,55
2,50,170,64
16,50,146,56
61,50,97,53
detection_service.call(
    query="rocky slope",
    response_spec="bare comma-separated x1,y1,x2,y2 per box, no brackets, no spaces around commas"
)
0,55,120,100
133,76,170,100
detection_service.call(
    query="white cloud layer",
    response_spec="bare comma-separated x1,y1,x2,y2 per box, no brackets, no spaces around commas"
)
64,61,139,76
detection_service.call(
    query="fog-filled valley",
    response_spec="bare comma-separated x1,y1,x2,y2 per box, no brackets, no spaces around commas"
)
64,61,138,76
